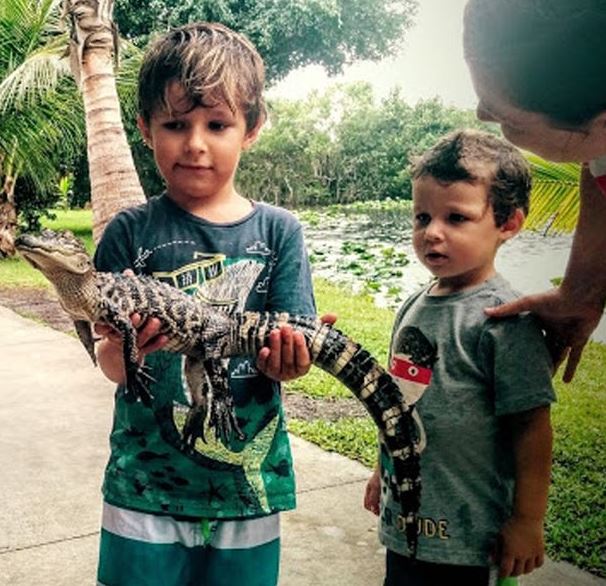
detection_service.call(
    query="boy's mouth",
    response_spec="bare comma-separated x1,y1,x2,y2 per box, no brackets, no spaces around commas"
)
425,252,448,264
177,163,212,171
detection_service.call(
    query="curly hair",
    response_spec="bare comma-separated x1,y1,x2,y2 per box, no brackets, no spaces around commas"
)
411,129,531,227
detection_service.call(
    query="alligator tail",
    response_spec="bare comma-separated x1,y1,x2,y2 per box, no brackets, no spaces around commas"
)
234,311,420,554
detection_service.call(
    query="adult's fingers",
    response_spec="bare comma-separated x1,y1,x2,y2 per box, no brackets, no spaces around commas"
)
484,295,537,318
562,342,587,383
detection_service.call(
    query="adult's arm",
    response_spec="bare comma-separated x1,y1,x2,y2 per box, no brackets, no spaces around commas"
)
486,165,606,381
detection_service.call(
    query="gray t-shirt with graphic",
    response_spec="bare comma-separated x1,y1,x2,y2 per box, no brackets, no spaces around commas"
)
94,195,315,519
380,274,556,566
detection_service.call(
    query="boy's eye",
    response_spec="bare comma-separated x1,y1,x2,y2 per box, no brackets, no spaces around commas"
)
163,120,185,130
448,213,467,223
208,120,227,131
414,213,431,227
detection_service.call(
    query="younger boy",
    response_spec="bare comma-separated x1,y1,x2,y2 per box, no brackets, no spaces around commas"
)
94,23,315,585
364,129,555,585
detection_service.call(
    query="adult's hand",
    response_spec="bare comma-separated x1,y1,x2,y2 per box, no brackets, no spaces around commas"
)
485,288,603,382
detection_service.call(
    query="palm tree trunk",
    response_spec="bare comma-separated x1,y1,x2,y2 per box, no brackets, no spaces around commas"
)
0,172,18,258
63,0,145,244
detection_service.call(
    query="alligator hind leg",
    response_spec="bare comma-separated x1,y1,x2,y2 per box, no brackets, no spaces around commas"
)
182,357,212,448
206,359,245,442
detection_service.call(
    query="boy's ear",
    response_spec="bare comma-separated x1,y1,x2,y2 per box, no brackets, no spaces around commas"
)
499,208,525,241
137,115,153,148
242,121,263,150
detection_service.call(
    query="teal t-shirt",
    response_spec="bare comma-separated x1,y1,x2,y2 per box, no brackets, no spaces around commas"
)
380,275,556,566
94,195,315,519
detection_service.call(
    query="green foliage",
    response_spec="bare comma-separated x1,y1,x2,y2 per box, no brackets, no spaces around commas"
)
548,345,606,575
114,0,418,83
0,0,85,217
286,278,394,399
241,86,492,206
333,89,492,202
525,153,581,234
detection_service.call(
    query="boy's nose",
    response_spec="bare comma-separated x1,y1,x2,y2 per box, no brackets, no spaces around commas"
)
424,221,444,242
185,128,208,152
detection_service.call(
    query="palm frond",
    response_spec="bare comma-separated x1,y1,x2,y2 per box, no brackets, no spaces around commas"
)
0,43,70,111
525,152,580,234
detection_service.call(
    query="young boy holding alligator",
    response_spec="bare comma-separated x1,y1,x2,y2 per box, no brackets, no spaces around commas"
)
364,130,556,586
15,21,422,580
92,22,315,585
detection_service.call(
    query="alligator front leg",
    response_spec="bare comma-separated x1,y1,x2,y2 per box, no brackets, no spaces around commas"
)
101,303,155,406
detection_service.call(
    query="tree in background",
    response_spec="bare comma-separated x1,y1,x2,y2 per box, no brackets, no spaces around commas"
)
114,0,418,82
238,91,335,207
241,84,490,206
0,0,85,256
63,0,145,243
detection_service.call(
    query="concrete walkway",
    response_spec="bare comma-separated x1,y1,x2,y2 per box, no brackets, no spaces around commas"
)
0,305,603,586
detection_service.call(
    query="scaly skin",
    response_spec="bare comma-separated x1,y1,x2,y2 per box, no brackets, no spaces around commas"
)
15,228,421,553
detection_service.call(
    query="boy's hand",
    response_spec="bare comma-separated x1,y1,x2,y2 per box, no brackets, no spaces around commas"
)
94,268,169,359
256,313,338,382
363,467,381,516
94,313,168,359
493,516,545,578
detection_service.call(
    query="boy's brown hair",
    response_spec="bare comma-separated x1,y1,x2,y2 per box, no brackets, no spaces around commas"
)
138,22,266,131
411,129,532,226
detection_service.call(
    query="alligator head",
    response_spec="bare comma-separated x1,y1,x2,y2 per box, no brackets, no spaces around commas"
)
15,229,93,278
15,229,98,321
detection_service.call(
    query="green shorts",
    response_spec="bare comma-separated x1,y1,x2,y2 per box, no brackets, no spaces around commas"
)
97,502,280,586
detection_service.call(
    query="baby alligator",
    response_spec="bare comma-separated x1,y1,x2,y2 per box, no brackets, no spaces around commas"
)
15,229,421,552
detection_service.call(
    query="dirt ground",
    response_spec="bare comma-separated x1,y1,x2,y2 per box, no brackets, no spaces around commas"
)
0,285,367,421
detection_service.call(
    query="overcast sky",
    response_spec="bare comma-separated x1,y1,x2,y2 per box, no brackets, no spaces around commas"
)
268,0,478,110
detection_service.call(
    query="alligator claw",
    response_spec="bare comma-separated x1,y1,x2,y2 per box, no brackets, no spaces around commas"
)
124,365,156,407
182,405,207,448
208,396,245,442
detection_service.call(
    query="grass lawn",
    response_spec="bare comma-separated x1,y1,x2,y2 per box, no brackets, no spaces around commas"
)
1,209,604,576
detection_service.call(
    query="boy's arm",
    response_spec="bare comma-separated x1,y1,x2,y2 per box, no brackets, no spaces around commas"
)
254,221,319,382
496,406,552,578
363,465,381,516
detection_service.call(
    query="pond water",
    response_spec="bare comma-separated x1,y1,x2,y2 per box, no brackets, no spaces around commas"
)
299,211,606,344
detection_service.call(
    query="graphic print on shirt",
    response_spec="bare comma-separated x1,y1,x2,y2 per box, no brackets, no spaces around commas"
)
129,242,282,513
389,325,437,453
